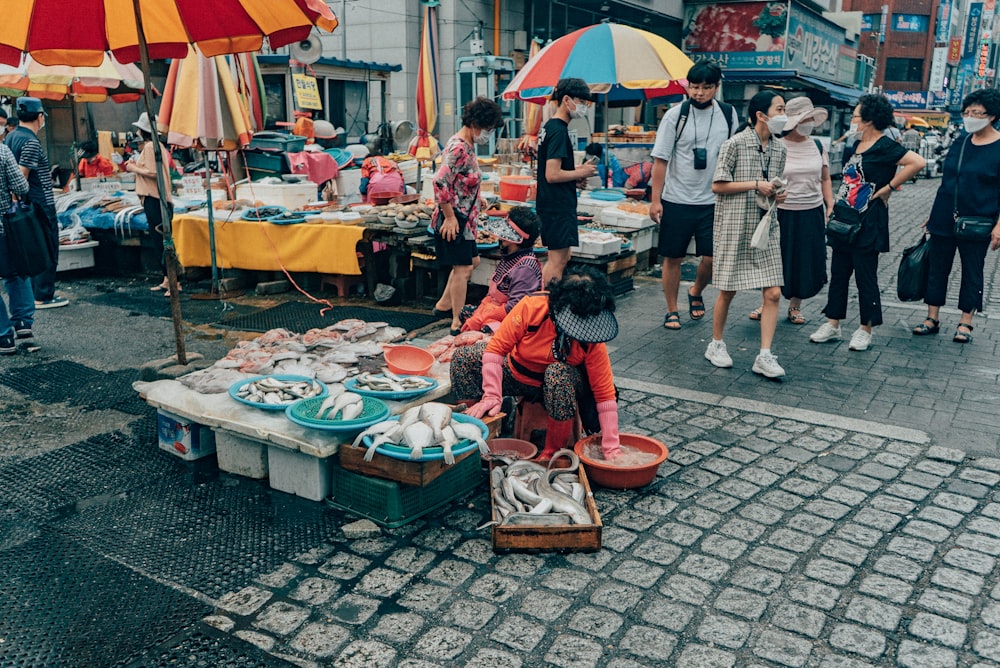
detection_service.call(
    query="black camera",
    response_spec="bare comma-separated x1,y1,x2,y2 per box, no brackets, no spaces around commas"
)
693,147,707,170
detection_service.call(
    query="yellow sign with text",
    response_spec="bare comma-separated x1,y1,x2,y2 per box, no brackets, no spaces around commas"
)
292,74,323,110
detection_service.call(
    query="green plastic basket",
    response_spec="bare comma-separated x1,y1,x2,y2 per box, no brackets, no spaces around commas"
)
327,452,484,528
286,396,389,432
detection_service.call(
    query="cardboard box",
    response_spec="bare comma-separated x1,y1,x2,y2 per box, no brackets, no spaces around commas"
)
157,409,216,461
490,463,603,553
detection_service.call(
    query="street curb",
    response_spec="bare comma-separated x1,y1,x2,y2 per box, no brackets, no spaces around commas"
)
616,376,932,444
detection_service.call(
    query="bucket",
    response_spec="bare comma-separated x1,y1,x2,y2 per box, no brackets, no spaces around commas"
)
499,176,533,202
484,438,537,460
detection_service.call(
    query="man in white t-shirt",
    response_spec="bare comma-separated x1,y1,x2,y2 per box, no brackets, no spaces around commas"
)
648,61,739,331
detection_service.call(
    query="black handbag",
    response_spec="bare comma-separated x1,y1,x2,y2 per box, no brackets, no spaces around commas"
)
897,234,931,301
826,201,863,247
952,136,996,241
4,200,54,278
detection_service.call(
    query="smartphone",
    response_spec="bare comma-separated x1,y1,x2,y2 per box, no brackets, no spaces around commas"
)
584,155,600,165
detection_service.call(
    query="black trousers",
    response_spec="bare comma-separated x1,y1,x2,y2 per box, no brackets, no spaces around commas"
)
823,247,882,327
924,233,988,314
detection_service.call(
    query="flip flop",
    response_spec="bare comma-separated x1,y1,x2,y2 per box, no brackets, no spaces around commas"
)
663,312,681,331
432,308,451,319
688,292,706,320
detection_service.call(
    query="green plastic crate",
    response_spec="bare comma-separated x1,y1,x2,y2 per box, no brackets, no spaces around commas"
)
328,450,484,528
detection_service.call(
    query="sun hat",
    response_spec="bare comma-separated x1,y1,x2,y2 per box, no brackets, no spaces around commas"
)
782,97,828,133
132,112,153,134
552,306,619,344
479,212,529,244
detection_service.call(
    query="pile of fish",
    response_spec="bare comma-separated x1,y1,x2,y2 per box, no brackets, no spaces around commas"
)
234,377,325,407
178,320,407,394
351,402,487,465
313,391,364,420
353,370,434,393
488,449,593,526
425,330,490,363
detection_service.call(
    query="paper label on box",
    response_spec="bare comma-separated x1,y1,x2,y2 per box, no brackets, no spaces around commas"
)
180,174,205,198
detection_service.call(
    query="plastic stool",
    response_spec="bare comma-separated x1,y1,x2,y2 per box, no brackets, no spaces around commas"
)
320,253,366,296
514,397,581,450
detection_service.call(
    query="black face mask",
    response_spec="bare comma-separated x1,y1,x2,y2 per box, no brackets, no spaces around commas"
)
689,97,714,110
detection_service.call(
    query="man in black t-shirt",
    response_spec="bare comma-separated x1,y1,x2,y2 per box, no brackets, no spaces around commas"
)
536,78,598,285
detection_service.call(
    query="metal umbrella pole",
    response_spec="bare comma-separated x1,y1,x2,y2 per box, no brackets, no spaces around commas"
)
204,152,219,292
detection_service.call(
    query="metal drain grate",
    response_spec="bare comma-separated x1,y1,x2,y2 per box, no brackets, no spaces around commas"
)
0,532,210,668
219,301,440,334
119,624,297,668
0,360,149,415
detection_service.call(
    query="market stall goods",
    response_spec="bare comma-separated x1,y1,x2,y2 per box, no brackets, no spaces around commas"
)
356,403,490,465
488,449,592,526
425,331,488,363
230,376,325,409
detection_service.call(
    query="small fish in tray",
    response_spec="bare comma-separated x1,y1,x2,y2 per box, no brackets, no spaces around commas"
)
353,369,434,393
235,377,323,406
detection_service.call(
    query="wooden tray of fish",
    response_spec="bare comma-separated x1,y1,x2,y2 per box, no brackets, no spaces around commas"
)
489,454,602,553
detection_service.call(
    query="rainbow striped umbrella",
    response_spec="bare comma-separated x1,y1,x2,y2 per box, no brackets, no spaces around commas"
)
502,23,693,104
517,38,544,155
414,5,439,158
0,0,338,67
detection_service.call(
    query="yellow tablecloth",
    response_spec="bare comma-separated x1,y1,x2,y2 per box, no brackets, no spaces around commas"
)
173,214,365,275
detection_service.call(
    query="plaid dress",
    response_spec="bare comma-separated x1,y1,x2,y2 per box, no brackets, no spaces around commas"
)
712,128,787,291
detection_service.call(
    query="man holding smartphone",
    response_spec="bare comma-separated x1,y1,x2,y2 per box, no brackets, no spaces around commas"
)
648,61,738,330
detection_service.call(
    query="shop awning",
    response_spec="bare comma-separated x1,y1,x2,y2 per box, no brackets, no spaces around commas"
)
258,55,401,72
799,76,863,104
722,70,863,104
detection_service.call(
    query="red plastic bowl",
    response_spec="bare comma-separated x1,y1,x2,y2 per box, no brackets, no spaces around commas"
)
574,433,669,489
383,345,435,376
485,438,538,460
369,191,404,205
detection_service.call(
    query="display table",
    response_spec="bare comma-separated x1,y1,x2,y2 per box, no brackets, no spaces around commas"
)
173,213,366,275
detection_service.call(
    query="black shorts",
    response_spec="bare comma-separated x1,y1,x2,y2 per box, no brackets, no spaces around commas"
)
435,235,477,267
538,211,579,251
658,201,714,259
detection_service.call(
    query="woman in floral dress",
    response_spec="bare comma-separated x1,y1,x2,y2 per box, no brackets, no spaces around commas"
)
431,97,504,335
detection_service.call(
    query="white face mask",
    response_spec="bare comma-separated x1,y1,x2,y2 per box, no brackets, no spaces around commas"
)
570,99,591,119
766,114,788,135
963,116,991,134
796,122,815,136
474,129,494,145
849,123,859,135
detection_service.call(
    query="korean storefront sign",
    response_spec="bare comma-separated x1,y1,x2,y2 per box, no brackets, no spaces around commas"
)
936,0,953,43
929,47,948,90
882,90,929,109
948,37,963,64
683,1,788,69
964,3,983,59
785,5,856,84
292,74,323,110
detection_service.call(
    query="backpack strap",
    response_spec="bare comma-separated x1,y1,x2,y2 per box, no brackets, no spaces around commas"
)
673,100,691,143
717,101,736,137
813,138,823,154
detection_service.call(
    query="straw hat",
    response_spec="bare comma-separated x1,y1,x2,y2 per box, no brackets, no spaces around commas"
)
782,97,828,133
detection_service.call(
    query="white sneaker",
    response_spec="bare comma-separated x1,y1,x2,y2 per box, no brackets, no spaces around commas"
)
752,352,786,378
849,328,872,351
810,322,842,343
705,340,733,368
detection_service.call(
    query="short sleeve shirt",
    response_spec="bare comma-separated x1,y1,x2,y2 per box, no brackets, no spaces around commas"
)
779,137,829,211
927,135,1000,236
838,136,907,252
431,136,481,240
651,101,738,206
536,118,576,216
5,126,54,210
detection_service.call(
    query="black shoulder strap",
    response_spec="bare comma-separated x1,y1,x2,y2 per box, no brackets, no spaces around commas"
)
953,136,970,216
673,100,691,142
718,101,736,137
813,138,823,154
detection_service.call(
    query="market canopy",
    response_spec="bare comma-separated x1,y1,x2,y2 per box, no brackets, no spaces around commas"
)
0,0,338,67
0,53,145,102
502,23,693,105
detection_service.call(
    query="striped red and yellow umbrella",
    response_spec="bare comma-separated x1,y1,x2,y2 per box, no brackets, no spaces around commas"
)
518,38,544,155
0,53,145,102
0,0,338,67
413,4,439,159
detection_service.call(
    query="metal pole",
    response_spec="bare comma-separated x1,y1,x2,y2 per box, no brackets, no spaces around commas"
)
132,0,187,365
203,152,220,293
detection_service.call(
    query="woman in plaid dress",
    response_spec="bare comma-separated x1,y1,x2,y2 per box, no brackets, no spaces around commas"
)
705,91,789,378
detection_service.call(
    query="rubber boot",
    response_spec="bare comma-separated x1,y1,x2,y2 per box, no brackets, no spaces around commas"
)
536,417,575,461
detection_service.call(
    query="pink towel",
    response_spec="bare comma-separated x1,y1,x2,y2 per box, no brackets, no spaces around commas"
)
286,151,339,185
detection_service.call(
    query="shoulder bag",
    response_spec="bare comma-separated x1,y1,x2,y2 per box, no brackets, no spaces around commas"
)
952,136,995,241
826,200,863,248
1,167,54,278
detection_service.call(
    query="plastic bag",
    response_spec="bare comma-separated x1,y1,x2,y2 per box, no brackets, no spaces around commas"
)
897,234,930,302
751,205,775,250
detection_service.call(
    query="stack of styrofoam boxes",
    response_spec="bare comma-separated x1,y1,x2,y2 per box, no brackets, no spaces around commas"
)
600,206,651,230
213,428,336,502
470,257,499,287
158,409,216,461
572,230,622,258
397,160,419,185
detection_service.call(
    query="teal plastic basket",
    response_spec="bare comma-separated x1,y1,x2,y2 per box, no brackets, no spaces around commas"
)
286,395,390,432
327,452,484,528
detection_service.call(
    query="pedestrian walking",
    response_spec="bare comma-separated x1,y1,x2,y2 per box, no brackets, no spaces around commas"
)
749,97,833,325
704,90,788,378
5,97,65,309
0,142,33,354
648,61,738,330
536,78,599,286
810,94,925,351
912,89,1000,344
430,96,504,335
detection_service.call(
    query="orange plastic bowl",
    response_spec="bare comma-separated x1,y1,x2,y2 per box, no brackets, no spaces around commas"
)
383,345,435,376
574,433,669,489
485,438,538,460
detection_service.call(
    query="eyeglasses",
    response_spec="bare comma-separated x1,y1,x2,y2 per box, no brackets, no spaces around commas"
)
962,110,989,118
851,114,861,120
687,84,717,93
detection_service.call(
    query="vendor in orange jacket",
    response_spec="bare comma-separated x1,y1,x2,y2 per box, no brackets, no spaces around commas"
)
451,265,622,460
76,141,116,178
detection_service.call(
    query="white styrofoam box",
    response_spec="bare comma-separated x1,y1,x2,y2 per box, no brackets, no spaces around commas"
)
335,168,364,199
56,241,99,272
572,230,621,257
600,207,652,229
576,195,621,217
234,182,318,211
215,430,269,479
157,409,216,461
470,257,499,287
397,159,419,185
267,445,332,502
632,226,654,254
421,173,435,200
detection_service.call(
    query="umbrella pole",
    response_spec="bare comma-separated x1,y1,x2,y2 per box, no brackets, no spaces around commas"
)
603,94,610,188
133,0,187,366
203,151,220,293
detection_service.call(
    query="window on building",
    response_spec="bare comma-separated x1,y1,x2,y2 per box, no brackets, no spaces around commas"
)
262,74,288,130
884,58,924,82
327,80,369,141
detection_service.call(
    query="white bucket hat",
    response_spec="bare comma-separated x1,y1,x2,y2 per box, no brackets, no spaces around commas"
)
782,97,829,133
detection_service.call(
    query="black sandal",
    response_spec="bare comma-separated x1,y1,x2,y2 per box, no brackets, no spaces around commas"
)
688,292,706,320
953,323,973,343
912,318,940,335
663,312,681,331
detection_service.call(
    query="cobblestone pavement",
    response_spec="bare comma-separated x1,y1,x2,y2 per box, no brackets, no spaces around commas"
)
611,178,1000,457
200,384,1000,667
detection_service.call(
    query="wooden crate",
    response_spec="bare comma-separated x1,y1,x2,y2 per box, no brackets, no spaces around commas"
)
341,446,477,487
490,464,603,553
